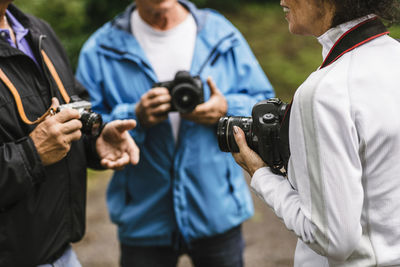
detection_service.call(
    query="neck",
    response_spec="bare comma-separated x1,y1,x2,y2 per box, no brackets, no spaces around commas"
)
0,2,9,29
137,2,188,31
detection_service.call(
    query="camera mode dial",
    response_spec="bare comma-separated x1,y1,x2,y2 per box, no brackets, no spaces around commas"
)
262,113,276,123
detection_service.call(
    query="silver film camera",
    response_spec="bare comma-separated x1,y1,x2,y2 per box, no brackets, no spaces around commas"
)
57,97,103,137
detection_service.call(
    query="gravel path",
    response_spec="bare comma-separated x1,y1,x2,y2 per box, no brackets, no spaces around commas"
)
72,170,297,267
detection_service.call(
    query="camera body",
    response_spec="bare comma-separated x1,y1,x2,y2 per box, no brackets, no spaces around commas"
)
217,98,290,175
153,71,204,113
57,97,103,137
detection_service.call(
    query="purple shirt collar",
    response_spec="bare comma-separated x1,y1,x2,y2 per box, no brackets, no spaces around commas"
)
0,9,39,67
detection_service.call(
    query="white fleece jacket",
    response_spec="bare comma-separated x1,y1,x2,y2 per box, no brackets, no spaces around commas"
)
251,15,400,266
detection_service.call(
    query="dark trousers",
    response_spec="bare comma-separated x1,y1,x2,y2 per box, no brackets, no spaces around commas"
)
120,225,244,267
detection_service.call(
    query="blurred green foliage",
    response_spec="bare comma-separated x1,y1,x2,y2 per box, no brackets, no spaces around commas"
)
224,3,321,101
84,0,132,31
13,0,400,99
16,0,131,68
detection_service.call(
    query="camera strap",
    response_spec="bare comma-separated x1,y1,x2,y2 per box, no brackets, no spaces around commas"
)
278,17,388,176
0,50,70,125
321,17,388,68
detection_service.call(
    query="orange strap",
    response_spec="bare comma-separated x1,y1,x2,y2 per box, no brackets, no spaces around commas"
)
0,50,70,124
41,50,70,104
0,68,53,124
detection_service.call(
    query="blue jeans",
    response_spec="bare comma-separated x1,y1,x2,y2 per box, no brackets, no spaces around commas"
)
120,225,244,267
37,246,82,267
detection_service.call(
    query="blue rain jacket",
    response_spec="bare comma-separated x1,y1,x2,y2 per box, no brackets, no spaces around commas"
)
76,0,275,246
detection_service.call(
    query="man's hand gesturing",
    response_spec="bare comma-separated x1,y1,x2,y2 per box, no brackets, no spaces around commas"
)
96,120,140,169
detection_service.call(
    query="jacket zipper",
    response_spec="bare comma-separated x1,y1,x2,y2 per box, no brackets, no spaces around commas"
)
195,32,235,76
38,34,74,239
38,34,57,100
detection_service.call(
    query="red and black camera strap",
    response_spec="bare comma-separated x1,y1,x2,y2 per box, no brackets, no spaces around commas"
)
321,16,389,68
279,17,389,175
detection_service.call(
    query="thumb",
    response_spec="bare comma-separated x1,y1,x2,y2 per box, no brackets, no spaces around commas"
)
50,97,60,109
233,126,249,152
206,76,221,96
114,119,137,133
129,141,140,165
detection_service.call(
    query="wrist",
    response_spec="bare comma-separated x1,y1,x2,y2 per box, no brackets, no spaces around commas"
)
250,163,267,177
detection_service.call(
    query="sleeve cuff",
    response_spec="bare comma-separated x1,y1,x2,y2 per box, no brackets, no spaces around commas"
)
84,135,106,170
17,137,46,185
250,166,286,207
110,103,137,121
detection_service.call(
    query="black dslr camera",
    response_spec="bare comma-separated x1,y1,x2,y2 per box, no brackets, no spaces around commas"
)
57,96,103,137
153,71,204,113
217,98,290,175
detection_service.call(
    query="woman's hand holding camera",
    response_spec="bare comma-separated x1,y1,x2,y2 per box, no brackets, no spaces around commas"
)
30,98,82,166
135,87,171,128
232,126,267,176
181,77,227,125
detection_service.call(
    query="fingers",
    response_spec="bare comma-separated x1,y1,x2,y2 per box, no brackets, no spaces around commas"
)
129,140,140,165
54,108,80,123
136,104,169,128
136,88,171,127
232,126,249,152
147,95,171,109
60,119,82,134
47,98,80,125
143,88,171,108
189,77,219,113
191,81,226,115
30,120,81,166
232,125,267,176
181,91,227,125
110,119,137,133
206,76,220,96
50,97,60,109
147,87,170,98
151,103,171,115
65,128,82,143
100,141,140,169
101,153,130,169
188,92,220,114
185,106,206,118
48,120,82,144
96,120,140,169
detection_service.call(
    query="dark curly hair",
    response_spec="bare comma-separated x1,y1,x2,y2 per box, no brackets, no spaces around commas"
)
329,0,400,26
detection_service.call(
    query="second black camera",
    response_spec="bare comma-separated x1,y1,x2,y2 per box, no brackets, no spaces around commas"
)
153,71,204,113
217,98,290,175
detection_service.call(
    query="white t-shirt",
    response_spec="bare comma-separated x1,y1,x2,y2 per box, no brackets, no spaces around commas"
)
131,9,197,143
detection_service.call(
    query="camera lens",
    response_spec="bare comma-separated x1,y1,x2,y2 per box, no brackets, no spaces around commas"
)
217,116,253,153
171,83,201,113
80,111,103,136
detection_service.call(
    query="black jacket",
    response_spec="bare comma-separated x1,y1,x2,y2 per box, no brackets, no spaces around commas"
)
0,5,97,266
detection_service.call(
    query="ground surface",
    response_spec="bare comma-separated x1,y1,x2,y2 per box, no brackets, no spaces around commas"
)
72,170,297,267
